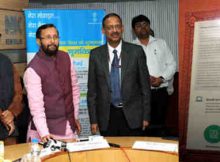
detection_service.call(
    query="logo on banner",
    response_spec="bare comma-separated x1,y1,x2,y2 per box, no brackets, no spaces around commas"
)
204,125,220,143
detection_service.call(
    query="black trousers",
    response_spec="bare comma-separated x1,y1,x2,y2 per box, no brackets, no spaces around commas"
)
100,105,143,136
146,87,168,136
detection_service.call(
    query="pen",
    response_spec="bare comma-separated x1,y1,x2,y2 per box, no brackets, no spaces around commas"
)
77,138,89,142
108,142,120,148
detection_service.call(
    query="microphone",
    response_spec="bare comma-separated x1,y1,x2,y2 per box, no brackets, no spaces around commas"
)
39,139,71,162
42,139,67,151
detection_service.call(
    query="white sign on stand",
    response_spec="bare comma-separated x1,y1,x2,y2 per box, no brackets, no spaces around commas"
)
187,19,220,151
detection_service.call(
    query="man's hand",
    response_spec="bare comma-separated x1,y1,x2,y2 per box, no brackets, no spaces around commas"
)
5,121,15,135
142,120,150,131
150,76,163,87
91,123,99,135
1,110,14,125
0,109,2,122
75,119,81,135
41,134,54,143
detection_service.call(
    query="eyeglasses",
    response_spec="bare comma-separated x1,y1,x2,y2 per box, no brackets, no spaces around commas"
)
104,24,122,31
40,35,59,41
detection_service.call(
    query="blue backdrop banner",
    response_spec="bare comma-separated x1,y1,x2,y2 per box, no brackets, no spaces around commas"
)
24,9,105,137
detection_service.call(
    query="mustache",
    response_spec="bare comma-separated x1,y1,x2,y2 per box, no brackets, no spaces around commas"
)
47,44,57,48
111,32,120,36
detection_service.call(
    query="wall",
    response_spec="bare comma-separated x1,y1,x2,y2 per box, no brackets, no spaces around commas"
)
29,0,178,64
179,0,220,68
179,0,220,161
0,1,29,76
0,0,28,10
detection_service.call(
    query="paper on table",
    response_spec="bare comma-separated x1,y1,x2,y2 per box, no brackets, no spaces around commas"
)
67,139,110,152
132,141,178,153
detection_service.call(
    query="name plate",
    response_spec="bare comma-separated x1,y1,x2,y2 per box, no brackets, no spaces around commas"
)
132,141,178,153
67,139,110,152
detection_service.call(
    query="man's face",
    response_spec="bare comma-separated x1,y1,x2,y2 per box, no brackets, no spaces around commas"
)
102,16,124,45
38,27,59,56
133,21,150,39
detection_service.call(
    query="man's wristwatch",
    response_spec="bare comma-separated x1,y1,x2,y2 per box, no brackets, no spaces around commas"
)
159,76,165,83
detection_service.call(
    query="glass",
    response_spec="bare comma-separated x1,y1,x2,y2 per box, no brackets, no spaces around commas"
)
40,35,59,41
105,24,122,31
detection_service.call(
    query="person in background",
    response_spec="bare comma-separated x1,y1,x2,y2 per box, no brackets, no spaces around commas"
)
147,27,175,96
24,24,81,143
149,28,154,37
132,15,176,136
0,53,23,145
87,13,151,136
16,77,30,143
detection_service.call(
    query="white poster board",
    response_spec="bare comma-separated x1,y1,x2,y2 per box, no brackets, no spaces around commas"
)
187,19,220,151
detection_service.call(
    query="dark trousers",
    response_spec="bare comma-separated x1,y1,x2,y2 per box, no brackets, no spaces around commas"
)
100,106,143,136
4,137,17,145
146,87,168,136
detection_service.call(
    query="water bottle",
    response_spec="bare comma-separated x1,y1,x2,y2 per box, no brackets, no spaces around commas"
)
30,138,41,162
